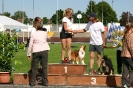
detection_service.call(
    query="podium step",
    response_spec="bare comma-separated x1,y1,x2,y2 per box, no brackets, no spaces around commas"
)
48,63,87,75
67,74,121,87
13,73,122,87
13,73,66,85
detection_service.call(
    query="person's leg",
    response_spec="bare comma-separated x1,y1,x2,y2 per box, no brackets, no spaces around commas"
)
126,58,133,86
117,50,122,74
28,60,32,73
66,38,72,61
40,50,48,86
121,57,130,87
89,44,95,74
30,52,39,86
97,52,102,69
95,45,103,74
95,45,103,68
89,51,95,75
61,39,67,63
89,44,95,69
90,51,95,69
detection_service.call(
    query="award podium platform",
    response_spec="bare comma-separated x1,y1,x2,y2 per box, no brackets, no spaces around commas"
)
13,63,121,87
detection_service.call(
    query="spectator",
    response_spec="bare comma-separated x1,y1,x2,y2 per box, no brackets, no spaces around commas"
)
27,22,50,87
28,17,42,73
121,23,133,87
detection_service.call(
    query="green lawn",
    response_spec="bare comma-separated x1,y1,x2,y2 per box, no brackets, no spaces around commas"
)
12,43,117,74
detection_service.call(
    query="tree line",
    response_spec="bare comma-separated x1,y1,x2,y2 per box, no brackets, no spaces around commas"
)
0,1,133,26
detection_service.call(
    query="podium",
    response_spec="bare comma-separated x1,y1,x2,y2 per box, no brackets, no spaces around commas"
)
13,63,121,87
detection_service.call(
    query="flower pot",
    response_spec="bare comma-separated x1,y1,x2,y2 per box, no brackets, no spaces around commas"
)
0,72,11,83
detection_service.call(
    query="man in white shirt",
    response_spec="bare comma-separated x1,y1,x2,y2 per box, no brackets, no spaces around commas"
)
75,12,105,75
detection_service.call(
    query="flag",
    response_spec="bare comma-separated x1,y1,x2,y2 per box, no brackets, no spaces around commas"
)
107,23,124,47
107,23,116,40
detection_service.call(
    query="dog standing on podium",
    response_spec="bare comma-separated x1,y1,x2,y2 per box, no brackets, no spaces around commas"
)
71,45,86,64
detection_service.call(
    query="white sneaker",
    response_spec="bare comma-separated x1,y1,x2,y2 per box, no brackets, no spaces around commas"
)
123,84,128,88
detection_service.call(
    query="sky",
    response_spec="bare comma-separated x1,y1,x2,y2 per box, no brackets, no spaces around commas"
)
0,0,132,20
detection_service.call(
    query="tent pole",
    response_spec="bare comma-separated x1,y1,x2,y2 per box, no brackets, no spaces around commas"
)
23,29,24,42
28,30,29,39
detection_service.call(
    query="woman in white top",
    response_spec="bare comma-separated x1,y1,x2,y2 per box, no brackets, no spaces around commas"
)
60,8,74,64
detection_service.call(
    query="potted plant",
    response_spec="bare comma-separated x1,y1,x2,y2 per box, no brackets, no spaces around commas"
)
0,32,21,83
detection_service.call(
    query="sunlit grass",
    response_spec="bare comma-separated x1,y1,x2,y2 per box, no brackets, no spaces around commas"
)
12,43,117,74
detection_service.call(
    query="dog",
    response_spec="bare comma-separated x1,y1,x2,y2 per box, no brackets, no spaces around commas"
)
101,55,114,75
71,45,86,64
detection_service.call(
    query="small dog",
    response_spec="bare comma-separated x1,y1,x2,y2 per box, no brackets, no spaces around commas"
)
71,45,86,64
101,55,114,75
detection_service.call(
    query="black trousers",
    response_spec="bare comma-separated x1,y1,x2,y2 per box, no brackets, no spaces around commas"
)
121,57,133,87
117,50,122,74
30,50,48,85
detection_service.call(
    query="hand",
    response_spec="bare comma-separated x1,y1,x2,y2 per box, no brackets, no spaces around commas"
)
73,30,77,34
72,32,74,36
102,43,105,48
28,56,31,60
103,46,107,48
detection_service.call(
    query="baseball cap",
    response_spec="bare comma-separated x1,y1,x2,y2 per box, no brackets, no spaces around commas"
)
87,12,97,18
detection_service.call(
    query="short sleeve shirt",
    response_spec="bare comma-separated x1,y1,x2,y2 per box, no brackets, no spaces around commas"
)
62,17,72,33
84,21,105,45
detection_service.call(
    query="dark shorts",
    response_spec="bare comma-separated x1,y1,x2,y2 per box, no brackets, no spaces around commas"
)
89,44,103,53
60,32,72,39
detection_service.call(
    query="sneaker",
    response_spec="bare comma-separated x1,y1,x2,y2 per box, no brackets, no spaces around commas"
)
60,60,64,64
67,60,72,64
96,70,102,75
89,69,93,75
123,84,128,88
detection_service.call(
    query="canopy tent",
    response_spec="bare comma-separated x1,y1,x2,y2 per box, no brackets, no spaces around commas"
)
0,15,28,42
0,15,28,31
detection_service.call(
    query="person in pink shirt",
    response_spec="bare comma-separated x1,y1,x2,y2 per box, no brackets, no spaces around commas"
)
28,17,42,73
27,22,50,87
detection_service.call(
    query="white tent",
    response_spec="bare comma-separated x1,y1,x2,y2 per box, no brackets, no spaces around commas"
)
0,15,28,31
0,15,28,42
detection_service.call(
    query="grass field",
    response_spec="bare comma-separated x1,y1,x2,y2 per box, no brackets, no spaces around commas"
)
12,43,117,74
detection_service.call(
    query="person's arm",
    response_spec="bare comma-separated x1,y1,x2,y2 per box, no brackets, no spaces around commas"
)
76,29,86,33
102,31,106,47
27,34,33,59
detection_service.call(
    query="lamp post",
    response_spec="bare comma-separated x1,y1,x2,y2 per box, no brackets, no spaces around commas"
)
127,0,129,23
2,0,4,15
102,0,103,23
56,0,58,31
33,0,34,19
77,14,82,29
112,0,114,9
22,0,24,23
91,0,92,12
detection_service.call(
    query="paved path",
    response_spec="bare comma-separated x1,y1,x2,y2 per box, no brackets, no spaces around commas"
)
0,85,121,88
